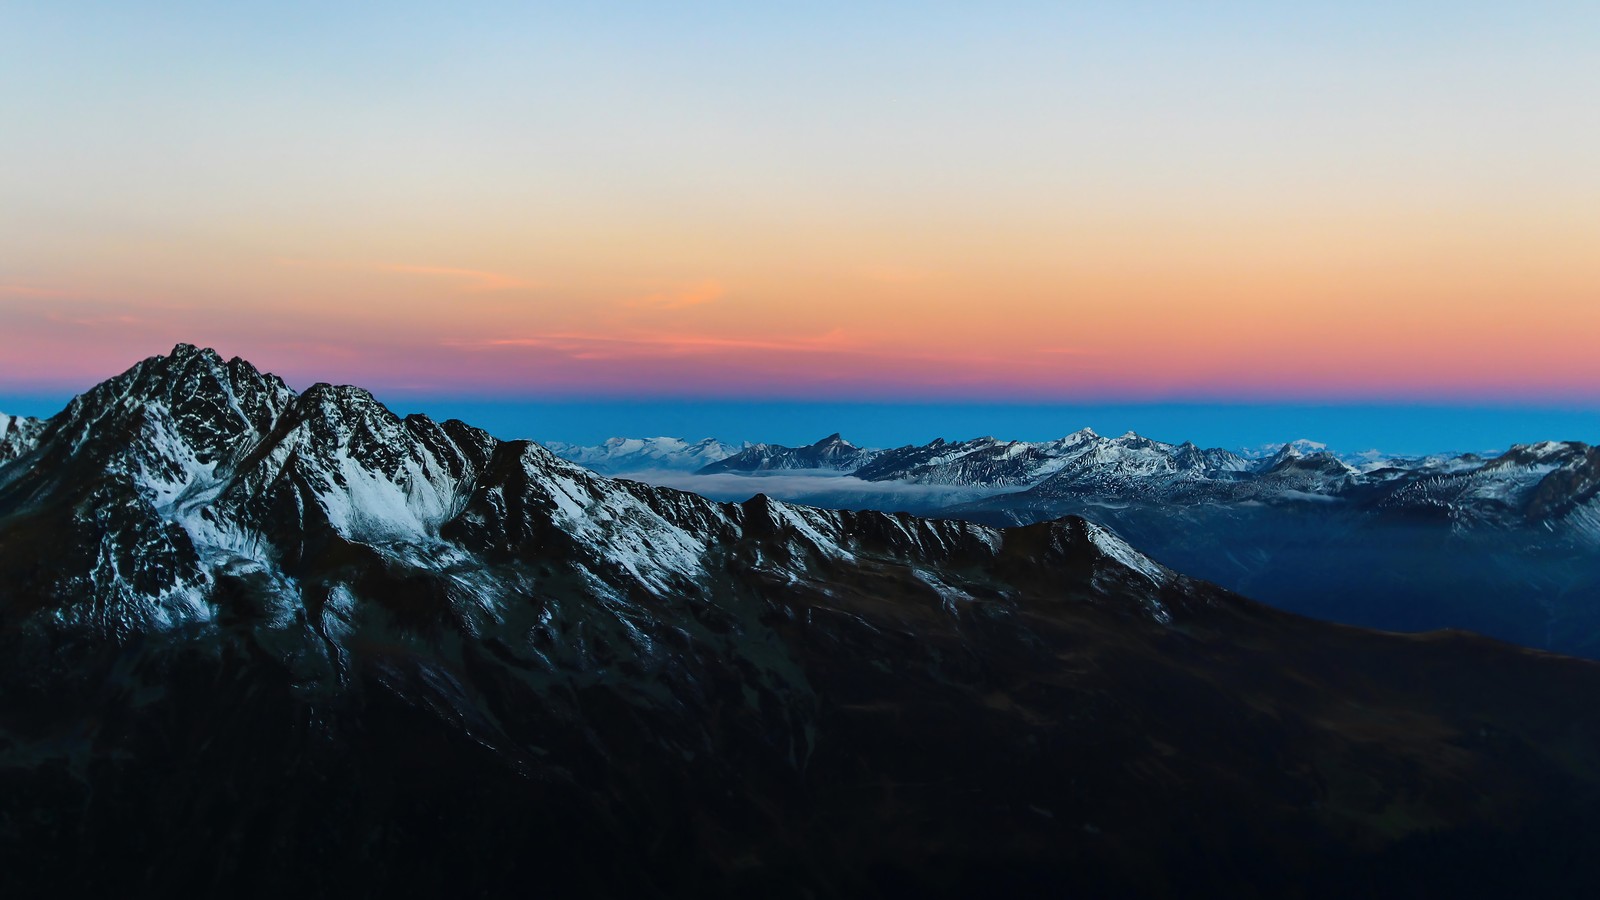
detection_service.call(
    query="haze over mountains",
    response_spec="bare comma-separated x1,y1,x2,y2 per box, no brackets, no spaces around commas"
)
548,429,1600,657
5,345,1600,896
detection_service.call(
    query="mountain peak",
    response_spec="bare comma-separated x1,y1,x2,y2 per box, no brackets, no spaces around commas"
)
300,382,379,406
48,344,295,468
87,343,286,405
167,341,215,360
0,412,45,463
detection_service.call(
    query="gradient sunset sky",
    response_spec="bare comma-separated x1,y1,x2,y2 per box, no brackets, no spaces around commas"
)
2,2,1597,448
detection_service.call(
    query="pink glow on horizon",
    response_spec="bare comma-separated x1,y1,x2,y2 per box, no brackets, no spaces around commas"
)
3,208,1597,404
2,289,1598,405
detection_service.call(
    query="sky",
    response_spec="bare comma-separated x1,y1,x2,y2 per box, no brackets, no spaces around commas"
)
2,2,1597,449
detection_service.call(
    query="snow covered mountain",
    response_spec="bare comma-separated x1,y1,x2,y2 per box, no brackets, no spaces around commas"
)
1378,440,1600,526
8,345,1600,895
569,430,1403,487
541,435,742,473
1000,435,1600,537
1236,437,1335,460
949,436,1600,659
632,426,1596,536
0,412,42,462
1015,431,1261,501
687,427,1257,490
697,432,879,473
851,428,1105,486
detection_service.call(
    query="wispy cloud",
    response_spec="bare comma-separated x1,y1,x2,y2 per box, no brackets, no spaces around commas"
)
449,329,856,360
627,279,726,310
378,264,528,292
277,259,528,292
45,312,143,328
609,468,1020,511
0,283,74,298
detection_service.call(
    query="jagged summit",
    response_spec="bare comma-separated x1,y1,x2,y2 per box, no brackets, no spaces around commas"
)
46,344,296,469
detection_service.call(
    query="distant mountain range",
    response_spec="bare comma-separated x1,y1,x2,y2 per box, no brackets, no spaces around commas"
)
699,432,880,474
546,429,1499,487
544,428,1594,539
547,429,1600,656
7,345,1600,895
541,435,746,472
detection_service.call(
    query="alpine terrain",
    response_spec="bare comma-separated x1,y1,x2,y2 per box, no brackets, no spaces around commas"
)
3,346,1600,898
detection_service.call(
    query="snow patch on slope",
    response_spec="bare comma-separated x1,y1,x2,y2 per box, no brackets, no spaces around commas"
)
913,568,974,615
528,451,711,595
1083,521,1169,586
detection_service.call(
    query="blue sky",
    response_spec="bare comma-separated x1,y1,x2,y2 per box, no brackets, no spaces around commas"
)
10,389,1588,456
398,399,1600,455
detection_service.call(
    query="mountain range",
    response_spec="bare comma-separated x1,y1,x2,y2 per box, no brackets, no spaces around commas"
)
547,428,1600,657
4,345,1600,896
545,431,1431,482
543,428,1600,551
547,429,1539,510
698,432,881,474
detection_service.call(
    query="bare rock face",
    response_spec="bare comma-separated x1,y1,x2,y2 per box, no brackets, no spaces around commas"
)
3,345,1600,898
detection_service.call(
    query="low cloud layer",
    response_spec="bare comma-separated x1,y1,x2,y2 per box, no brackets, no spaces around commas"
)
611,469,1024,513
